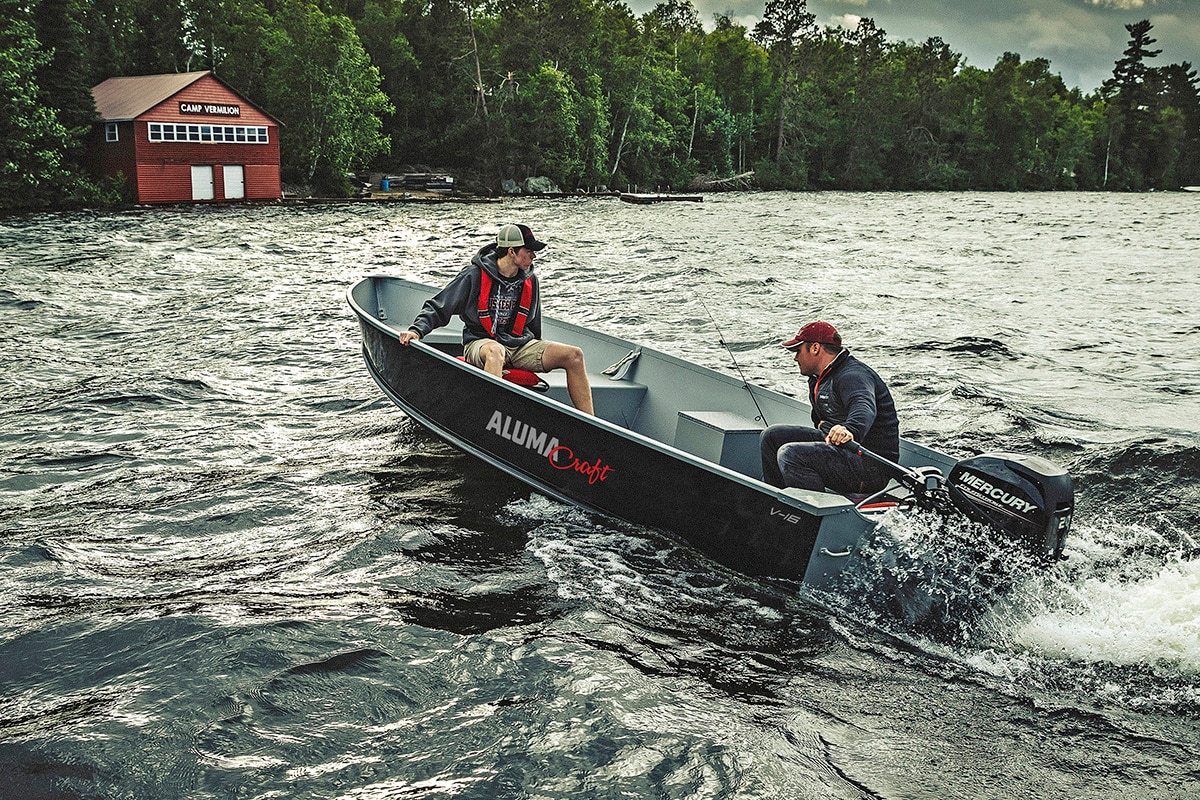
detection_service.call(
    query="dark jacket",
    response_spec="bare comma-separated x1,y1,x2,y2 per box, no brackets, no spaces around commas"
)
408,244,542,347
808,350,900,462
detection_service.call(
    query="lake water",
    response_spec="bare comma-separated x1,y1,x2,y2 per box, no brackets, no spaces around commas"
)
1,192,1198,799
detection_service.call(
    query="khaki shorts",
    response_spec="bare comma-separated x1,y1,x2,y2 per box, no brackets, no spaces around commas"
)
463,338,550,372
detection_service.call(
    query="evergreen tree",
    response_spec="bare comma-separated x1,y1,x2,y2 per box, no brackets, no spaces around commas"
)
752,0,816,170
1153,61,1200,185
1105,19,1161,107
1101,19,1162,189
354,0,420,169
0,0,87,211
261,0,393,191
32,0,98,134
837,17,903,189
8,0,1199,204
29,0,100,202
184,0,277,100
85,0,192,76
893,37,968,189
397,0,486,169
511,63,586,187
698,15,770,176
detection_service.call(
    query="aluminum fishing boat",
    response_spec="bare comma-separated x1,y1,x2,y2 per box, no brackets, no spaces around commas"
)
348,276,1073,588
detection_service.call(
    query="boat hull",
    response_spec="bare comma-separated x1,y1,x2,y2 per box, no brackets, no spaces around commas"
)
350,277,880,584
359,322,842,579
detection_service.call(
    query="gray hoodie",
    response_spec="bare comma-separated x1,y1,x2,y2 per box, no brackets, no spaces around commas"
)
408,244,542,347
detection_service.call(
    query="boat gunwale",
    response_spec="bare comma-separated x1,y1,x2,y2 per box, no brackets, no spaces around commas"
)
347,276,857,519
349,275,949,472
350,275,807,410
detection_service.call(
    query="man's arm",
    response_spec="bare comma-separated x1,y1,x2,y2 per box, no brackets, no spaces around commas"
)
833,369,879,442
402,268,475,345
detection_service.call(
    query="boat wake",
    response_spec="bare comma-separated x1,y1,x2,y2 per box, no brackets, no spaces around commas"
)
816,509,1043,644
968,517,1200,716
503,480,1200,717
820,507,1200,716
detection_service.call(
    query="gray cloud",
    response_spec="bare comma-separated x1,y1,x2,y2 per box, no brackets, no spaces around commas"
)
624,0,1200,91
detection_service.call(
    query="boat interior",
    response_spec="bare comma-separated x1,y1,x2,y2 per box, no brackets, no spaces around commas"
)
355,276,956,486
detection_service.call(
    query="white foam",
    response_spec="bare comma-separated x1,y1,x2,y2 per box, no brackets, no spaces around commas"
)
1010,558,1200,675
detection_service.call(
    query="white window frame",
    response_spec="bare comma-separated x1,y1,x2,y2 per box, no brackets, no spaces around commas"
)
147,122,269,144
105,122,119,142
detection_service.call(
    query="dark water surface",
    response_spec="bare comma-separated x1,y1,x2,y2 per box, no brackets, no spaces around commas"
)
2,193,1198,799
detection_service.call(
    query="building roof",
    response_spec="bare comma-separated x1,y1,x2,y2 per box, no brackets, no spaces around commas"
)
92,71,213,121
92,70,283,125
92,71,211,121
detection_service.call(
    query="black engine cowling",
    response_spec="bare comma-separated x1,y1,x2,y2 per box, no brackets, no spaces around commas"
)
946,452,1073,562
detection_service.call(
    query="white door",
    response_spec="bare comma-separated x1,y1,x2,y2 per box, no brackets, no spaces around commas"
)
191,165,214,200
223,165,245,200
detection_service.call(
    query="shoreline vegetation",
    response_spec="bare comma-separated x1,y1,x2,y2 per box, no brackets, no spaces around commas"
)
5,0,1199,214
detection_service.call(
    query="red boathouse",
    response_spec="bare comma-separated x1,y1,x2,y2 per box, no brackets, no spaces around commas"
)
90,71,281,204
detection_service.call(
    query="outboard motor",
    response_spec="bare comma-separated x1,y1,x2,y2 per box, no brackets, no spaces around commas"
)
946,453,1073,563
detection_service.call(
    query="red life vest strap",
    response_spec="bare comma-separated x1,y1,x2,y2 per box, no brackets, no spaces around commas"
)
478,270,533,338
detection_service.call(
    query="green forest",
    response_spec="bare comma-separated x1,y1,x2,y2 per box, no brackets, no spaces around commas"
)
3,0,1199,211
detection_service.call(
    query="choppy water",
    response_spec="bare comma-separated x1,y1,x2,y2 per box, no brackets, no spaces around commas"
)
2,192,1198,799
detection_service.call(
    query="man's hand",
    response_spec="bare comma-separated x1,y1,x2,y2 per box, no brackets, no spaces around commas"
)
824,424,854,446
398,331,420,346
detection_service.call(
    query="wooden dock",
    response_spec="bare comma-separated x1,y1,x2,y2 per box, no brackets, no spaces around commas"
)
619,193,702,205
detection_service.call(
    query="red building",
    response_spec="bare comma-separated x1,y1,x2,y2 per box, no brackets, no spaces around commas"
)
90,71,281,204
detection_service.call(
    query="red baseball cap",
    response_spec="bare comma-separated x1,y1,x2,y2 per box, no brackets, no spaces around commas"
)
781,321,841,351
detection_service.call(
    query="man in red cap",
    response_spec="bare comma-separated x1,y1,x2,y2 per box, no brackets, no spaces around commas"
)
760,321,899,495
399,223,594,414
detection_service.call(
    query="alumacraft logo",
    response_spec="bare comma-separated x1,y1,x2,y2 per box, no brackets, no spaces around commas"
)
954,469,1037,515
485,410,614,485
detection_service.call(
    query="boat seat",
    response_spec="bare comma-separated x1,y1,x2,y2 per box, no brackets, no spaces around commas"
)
674,411,764,479
541,371,647,427
455,357,549,391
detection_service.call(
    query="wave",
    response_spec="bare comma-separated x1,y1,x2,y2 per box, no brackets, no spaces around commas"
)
2,375,219,415
817,505,1200,716
1070,436,1200,532
920,336,1018,359
0,289,44,311
968,515,1200,716
818,510,1044,644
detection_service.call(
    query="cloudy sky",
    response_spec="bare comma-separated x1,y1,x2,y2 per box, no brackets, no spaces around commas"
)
625,0,1200,93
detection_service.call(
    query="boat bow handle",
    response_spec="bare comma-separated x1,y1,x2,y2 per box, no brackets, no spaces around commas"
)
819,547,851,558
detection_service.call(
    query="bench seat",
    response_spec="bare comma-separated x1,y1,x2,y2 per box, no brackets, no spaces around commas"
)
674,410,764,478
541,371,646,428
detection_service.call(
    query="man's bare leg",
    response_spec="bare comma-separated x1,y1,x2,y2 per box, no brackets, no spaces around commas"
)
541,342,593,415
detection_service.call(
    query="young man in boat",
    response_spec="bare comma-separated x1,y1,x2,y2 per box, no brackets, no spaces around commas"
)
397,223,595,415
760,321,899,497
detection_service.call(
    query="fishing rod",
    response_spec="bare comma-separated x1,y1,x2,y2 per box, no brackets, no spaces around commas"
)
697,295,770,426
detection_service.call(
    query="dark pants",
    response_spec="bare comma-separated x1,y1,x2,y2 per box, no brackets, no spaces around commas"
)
760,424,884,494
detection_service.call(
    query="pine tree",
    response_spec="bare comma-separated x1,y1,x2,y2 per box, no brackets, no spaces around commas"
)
1101,19,1162,188
32,0,99,170
752,0,816,165
1155,61,1200,184
0,0,75,210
